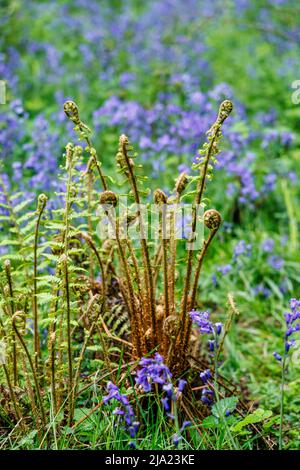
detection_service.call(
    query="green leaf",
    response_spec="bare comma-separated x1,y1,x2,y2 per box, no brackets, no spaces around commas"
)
18,430,38,447
231,408,273,433
86,345,102,352
212,396,238,418
14,198,33,213
202,415,221,429
0,239,20,246
35,292,55,304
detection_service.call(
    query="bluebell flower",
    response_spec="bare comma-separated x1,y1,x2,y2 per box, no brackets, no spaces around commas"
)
103,381,139,440
177,379,187,393
190,310,214,335
161,397,170,411
267,255,284,271
172,433,181,447
200,369,212,384
217,264,232,276
253,283,271,299
190,311,223,341
136,352,172,393
180,421,191,431
261,238,275,253
274,298,300,362
273,352,282,362
233,240,252,261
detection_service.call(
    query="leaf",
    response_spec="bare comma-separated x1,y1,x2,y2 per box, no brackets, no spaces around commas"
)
14,198,33,213
201,415,221,429
0,254,24,262
36,275,60,284
0,239,20,246
231,408,273,433
18,430,37,447
265,276,284,299
86,345,102,352
35,292,55,304
212,396,238,418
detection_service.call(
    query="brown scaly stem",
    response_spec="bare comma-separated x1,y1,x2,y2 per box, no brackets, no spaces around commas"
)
87,170,95,282
168,207,176,317
190,209,222,313
4,260,17,385
153,244,163,289
61,143,75,425
126,239,146,345
2,364,25,432
154,190,170,321
177,101,233,364
72,296,106,414
115,237,142,357
119,135,157,347
126,239,143,299
47,266,61,416
182,226,218,354
64,103,143,351
100,196,142,356
167,174,188,318
77,232,106,298
162,209,170,321
20,353,39,428
179,135,218,343
12,312,46,432
33,194,47,377
60,253,73,427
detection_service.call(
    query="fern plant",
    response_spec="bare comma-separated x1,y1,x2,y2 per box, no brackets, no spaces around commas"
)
0,98,233,439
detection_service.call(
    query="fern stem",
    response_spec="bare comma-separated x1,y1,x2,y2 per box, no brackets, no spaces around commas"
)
61,254,73,427
179,130,219,344
120,136,157,347
33,194,47,377
160,204,170,321
2,364,25,431
72,297,106,411
4,260,17,385
12,312,46,431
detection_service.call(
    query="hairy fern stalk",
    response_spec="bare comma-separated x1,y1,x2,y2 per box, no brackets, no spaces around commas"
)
0,99,232,433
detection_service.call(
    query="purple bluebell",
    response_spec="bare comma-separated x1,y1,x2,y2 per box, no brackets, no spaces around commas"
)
200,369,212,384
274,298,300,362
217,264,232,276
136,352,172,393
261,238,275,253
267,255,284,271
103,381,140,440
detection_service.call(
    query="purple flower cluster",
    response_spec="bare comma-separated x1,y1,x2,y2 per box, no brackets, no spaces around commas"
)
190,310,223,354
252,283,271,299
135,352,173,392
233,239,252,261
103,381,140,442
172,420,191,447
274,298,300,361
199,369,214,406
261,238,275,253
267,255,284,271
135,353,191,446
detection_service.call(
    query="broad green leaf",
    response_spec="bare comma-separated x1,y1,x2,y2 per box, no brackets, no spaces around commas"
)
231,408,273,433
212,396,238,418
